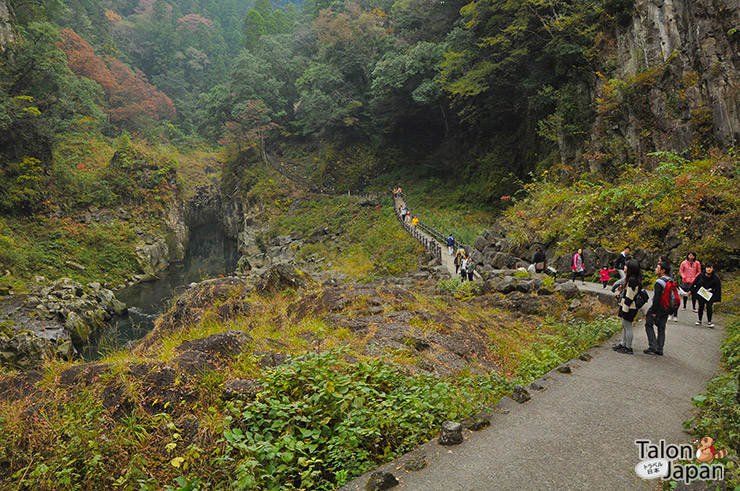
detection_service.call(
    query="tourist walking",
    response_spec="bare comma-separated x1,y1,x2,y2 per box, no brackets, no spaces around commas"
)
466,256,476,281
613,259,643,355
460,254,469,281
679,252,701,312
611,246,631,292
454,251,462,275
411,216,419,227
660,255,680,322
599,266,616,288
447,234,455,256
532,246,546,273
644,261,675,356
690,262,721,328
572,249,585,284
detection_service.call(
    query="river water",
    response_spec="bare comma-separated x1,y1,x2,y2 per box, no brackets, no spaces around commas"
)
80,222,239,359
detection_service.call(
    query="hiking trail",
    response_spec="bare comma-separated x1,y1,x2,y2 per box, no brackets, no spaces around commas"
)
342,268,724,489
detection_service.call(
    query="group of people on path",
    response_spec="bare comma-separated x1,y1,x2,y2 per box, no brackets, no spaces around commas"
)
607,249,722,356
453,245,476,281
397,204,419,227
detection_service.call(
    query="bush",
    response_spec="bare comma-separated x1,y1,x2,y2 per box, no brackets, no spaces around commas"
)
684,319,740,487
437,276,483,299
216,350,504,490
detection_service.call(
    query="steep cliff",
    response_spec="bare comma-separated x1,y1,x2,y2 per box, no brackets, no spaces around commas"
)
0,0,13,50
587,0,740,170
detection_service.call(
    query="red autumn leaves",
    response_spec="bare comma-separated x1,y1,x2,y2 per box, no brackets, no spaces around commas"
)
58,28,175,129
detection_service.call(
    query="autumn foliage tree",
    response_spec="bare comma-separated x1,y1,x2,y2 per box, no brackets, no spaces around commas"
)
219,100,278,152
58,28,175,131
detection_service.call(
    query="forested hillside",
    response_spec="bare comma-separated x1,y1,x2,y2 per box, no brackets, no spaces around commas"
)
3,0,740,214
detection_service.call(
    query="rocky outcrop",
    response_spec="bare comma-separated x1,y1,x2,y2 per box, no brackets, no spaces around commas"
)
0,328,54,370
165,200,189,262
0,0,13,50
137,277,252,350
186,185,222,229
585,0,740,166
469,227,666,275
288,283,498,376
134,239,170,279
254,262,315,294
23,279,126,346
237,234,303,275
0,279,123,369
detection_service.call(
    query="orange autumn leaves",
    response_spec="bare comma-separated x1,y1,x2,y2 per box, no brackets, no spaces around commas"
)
58,28,175,130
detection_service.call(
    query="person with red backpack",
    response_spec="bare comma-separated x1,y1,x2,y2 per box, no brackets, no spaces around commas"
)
644,261,680,356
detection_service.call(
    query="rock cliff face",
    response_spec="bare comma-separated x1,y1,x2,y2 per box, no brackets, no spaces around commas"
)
585,0,740,168
0,0,13,50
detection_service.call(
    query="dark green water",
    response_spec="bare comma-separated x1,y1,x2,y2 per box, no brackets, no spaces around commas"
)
81,222,239,359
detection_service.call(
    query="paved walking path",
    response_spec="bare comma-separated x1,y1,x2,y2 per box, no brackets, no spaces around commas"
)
392,196,464,277
342,279,725,490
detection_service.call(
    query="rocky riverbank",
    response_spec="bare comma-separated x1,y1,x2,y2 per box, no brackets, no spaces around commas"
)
0,278,127,369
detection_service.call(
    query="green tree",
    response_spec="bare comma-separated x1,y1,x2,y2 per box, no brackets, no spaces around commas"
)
243,10,267,49
369,41,448,140
295,62,360,138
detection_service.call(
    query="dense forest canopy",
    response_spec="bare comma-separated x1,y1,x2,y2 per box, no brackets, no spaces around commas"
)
1,0,735,215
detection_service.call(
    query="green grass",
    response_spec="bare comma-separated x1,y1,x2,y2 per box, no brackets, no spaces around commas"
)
0,215,140,287
269,195,423,278
389,178,497,246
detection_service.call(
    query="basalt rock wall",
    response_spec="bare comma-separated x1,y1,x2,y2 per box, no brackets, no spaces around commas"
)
583,0,740,169
0,0,13,50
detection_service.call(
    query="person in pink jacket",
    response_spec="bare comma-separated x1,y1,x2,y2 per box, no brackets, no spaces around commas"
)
679,252,701,312
599,267,616,288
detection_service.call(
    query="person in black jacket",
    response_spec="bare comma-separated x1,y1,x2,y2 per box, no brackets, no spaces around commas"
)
691,262,722,328
644,261,671,356
611,246,631,292
532,246,546,273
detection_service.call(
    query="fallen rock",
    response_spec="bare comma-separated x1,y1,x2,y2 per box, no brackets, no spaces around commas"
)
528,382,545,391
254,263,314,294
174,350,215,374
175,330,252,359
365,471,398,490
512,384,531,403
221,379,262,401
461,415,491,431
0,331,49,370
556,282,580,299
65,260,86,271
438,420,463,445
404,455,428,471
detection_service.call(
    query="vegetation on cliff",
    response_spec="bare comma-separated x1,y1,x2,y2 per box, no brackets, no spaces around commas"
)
496,151,740,267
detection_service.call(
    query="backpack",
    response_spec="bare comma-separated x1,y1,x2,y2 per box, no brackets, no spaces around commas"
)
657,278,680,312
634,289,649,309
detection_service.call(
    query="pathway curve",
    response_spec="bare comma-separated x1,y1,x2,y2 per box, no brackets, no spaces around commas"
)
393,196,474,278
342,279,725,490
